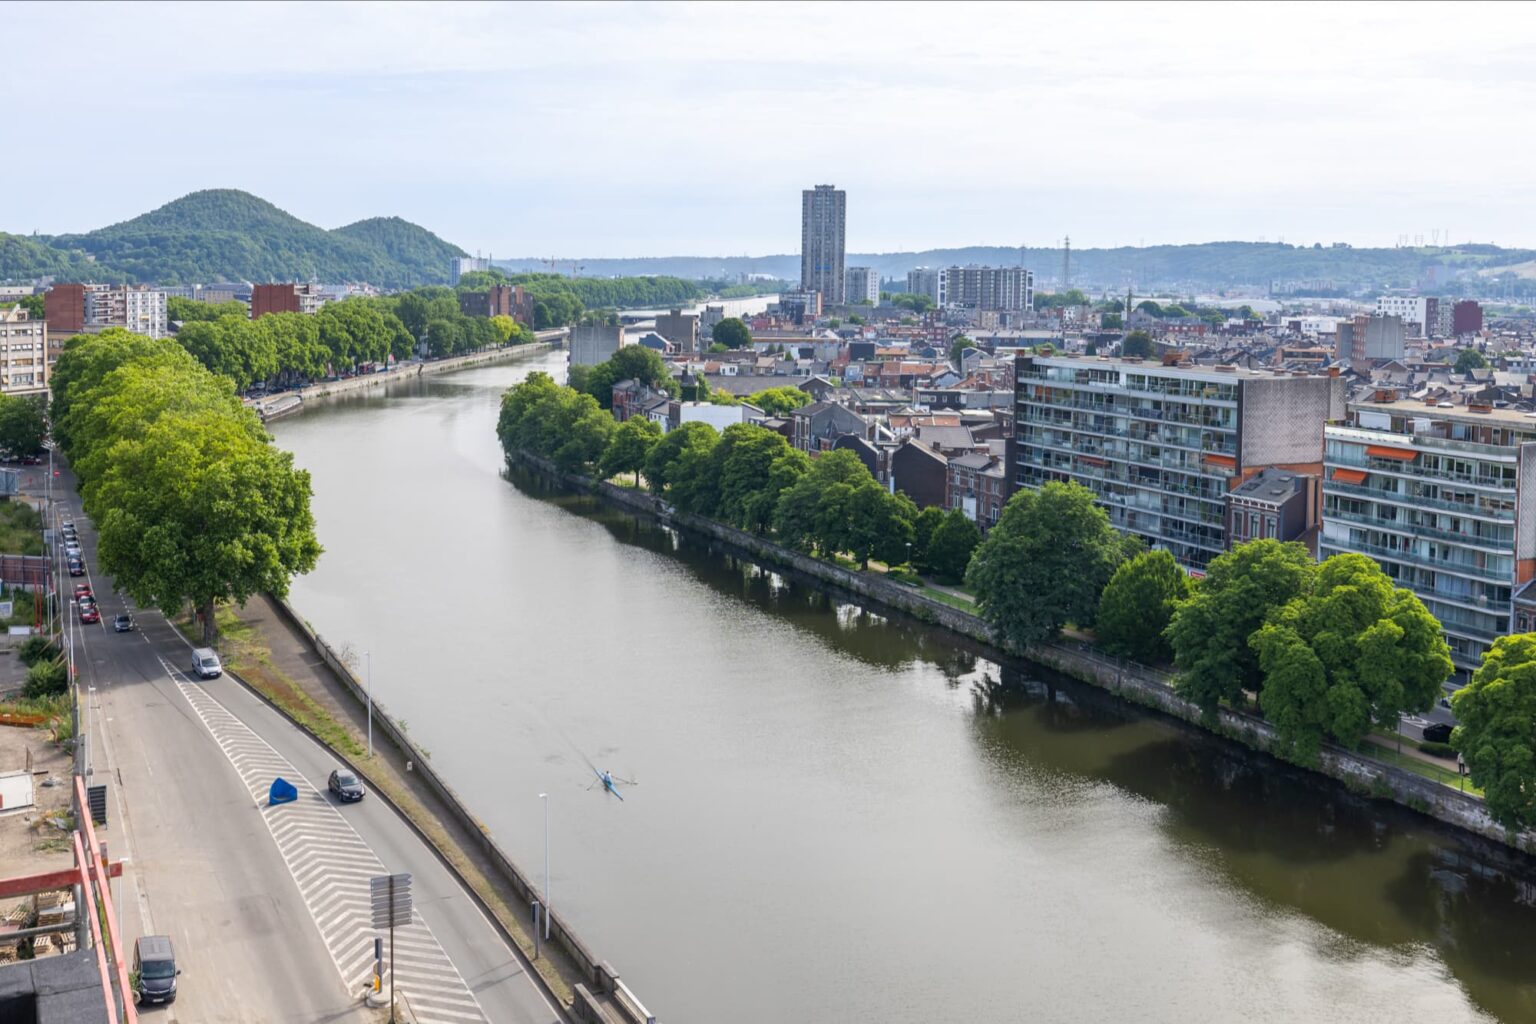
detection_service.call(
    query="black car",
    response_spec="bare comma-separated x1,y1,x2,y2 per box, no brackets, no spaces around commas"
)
113,614,135,633
1423,722,1454,744
328,769,365,802
68,561,84,577
133,935,178,1005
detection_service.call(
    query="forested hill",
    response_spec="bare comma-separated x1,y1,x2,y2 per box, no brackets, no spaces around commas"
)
497,241,1536,293
4,190,466,289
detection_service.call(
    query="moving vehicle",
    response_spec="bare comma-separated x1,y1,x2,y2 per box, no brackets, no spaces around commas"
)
191,647,222,679
133,935,179,1005
79,605,99,624
113,614,135,633
68,560,84,577
1423,722,1454,744
328,769,365,802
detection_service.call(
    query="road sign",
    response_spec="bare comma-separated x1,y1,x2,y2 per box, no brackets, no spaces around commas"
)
371,873,412,1023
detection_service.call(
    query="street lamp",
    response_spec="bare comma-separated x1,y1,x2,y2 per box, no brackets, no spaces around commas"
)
539,793,550,940
365,650,373,758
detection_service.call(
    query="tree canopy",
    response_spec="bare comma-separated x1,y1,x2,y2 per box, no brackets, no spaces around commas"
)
1455,348,1489,373
744,386,811,417
1121,331,1155,358
925,509,980,583
711,317,752,349
1452,634,1536,830
1095,549,1189,663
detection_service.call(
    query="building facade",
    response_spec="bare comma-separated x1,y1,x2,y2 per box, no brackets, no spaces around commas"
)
450,256,491,284
569,323,624,366
1374,295,1436,336
654,309,700,353
43,283,86,335
845,266,879,305
1321,399,1536,671
800,184,846,305
906,267,943,306
1335,314,1405,370
78,285,168,338
0,306,48,394
1014,354,1341,570
941,266,1033,312
251,283,328,318
1453,300,1484,336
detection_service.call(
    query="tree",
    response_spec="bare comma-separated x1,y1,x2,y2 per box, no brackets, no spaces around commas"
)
713,425,796,530
926,509,980,583
909,505,946,570
16,294,44,321
1096,549,1190,663
0,394,48,457
966,482,1128,650
711,318,752,349
580,345,671,408
1455,348,1489,373
643,421,717,494
599,417,661,485
1452,634,1536,830
1252,553,1451,762
773,449,872,553
744,386,811,417
425,318,461,358
846,482,915,569
949,336,977,367
167,296,249,323
1121,331,1155,358
1166,539,1317,719
1101,312,1123,329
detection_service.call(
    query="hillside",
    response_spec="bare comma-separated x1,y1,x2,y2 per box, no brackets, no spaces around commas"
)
9,190,463,289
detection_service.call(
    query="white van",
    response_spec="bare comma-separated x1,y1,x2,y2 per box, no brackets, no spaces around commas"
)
191,647,223,679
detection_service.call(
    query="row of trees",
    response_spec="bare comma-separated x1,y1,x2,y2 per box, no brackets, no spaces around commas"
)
498,374,976,575
455,269,703,328
52,329,321,643
966,484,1455,768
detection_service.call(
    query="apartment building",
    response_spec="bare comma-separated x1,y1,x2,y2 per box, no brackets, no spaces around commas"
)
655,309,700,353
251,283,329,318
71,285,169,338
1321,398,1536,671
0,307,48,394
450,256,491,284
845,266,880,305
1014,354,1341,570
941,266,1033,312
1374,295,1437,336
906,267,943,306
800,184,846,304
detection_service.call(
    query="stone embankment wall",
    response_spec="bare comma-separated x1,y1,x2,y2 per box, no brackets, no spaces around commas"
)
509,448,1533,855
267,595,654,1024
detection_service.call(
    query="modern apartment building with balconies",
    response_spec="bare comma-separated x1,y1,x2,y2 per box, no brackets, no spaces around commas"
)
1320,397,1536,671
1014,355,1342,570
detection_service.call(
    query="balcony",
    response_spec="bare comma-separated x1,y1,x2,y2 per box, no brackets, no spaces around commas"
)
1321,507,1514,553
1323,479,1514,521
1329,537,1511,584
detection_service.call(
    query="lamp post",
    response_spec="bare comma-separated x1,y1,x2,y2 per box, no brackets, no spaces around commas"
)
539,792,550,940
365,650,373,759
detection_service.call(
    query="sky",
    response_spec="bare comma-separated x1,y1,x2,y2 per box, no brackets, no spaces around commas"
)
6,1,1536,256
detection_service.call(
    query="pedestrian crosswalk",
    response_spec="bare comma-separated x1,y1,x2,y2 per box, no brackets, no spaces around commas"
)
169,664,489,1024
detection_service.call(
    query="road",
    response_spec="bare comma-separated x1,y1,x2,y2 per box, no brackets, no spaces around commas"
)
51,471,561,1024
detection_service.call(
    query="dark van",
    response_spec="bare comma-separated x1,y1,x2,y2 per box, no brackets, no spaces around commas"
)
133,934,179,1004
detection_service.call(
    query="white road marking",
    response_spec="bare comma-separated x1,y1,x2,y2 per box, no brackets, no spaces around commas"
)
163,658,488,1024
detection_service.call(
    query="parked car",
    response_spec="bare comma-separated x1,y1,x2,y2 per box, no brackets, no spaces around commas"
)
113,614,135,633
64,544,81,559
73,584,92,598
1423,722,1454,744
79,605,99,624
328,769,365,803
68,561,84,577
132,935,179,1005
191,647,222,679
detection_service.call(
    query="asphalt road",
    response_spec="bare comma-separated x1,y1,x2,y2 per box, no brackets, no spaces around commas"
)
53,474,561,1024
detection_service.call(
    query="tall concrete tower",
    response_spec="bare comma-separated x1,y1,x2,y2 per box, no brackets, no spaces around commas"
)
800,185,846,305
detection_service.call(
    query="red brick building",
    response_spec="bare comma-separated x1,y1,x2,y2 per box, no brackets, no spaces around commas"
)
1453,299,1484,336
252,284,301,318
43,283,86,334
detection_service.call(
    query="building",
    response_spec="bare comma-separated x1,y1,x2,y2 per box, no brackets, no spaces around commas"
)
59,284,169,338
1374,295,1437,336
43,283,86,335
891,439,949,509
1453,300,1484,336
0,306,48,394
251,283,329,318
940,266,1033,312
1320,398,1536,672
458,284,528,321
906,267,943,306
654,309,700,354
1014,354,1342,570
700,304,727,337
1335,314,1405,370
569,322,624,366
800,184,846,304
946,451,1007,529
790,400,868,453
776,290,822,326
451,256,491,284
1226,467,1317,550
845,266,879,305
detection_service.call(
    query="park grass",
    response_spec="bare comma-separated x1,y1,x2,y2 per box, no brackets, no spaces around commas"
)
921,586,977,612
0,502,43,556
1360,737,1483,796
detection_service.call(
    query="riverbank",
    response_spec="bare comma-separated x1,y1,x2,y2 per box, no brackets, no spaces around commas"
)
205,592,654,1024
251,338,560,421
507,447,1535,857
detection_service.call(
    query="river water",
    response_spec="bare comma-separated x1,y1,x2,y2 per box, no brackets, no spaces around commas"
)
271,353,1536,1024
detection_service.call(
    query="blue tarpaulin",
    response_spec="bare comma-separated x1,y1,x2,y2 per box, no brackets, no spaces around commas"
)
268,777,298,806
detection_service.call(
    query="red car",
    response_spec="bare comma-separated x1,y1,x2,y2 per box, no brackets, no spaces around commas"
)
79,605,100,624
73,584,92,599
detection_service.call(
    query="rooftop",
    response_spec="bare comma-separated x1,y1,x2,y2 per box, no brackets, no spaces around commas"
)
1027,353,1335,381
1348,397,1536,428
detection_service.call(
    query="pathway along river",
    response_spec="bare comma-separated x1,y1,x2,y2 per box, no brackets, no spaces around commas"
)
272,353,1536,1024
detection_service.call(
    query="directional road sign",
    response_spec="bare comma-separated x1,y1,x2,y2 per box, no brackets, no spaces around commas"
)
370,872,412,929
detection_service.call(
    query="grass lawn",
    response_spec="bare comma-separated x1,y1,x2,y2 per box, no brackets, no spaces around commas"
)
921,586,977,612
1361,738,1481,796
0,501,43,556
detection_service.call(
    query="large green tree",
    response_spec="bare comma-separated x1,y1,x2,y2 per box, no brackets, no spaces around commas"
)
643,421,718,495
966,482,1129,650
925,509,980,583
1166,539,1316,718
579,345,672,409
711,317,752,349
599,417,661,485
773,449,872,553
847,483,916,569
909,505,946,571
1096,549,1190,663
0,395,48,457
1452,634,1536,830
744,387,811,417
1454,348,1489,373
1252,553,1451,762
1121,331,1155,358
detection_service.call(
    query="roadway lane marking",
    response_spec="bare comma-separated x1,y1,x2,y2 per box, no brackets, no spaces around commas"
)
164,662,489,1024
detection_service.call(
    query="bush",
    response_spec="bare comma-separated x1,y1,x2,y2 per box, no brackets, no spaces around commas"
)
22,659,67,699
17,635,57,667
1418,740,1456,759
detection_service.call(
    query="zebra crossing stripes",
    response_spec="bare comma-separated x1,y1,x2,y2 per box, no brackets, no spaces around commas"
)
169,667,489,1024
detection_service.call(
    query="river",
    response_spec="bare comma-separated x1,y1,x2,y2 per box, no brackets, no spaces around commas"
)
270,353,1536,1024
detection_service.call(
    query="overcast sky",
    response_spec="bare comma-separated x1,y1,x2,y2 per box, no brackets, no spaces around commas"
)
7,1,1535,256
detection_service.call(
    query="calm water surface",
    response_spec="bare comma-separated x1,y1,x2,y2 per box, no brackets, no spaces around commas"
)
272,355,1536,1024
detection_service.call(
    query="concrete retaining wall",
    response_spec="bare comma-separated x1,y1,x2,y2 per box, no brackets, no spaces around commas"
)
265,595,653,1023
509,449,1534,854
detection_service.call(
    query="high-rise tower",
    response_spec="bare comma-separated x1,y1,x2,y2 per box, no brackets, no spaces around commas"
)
800,185,846,305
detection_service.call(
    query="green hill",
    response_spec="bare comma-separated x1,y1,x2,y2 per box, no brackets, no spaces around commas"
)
11,189,464,289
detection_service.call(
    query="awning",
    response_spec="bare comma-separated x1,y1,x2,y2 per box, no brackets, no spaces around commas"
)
1332,468,1368,485
1203,453,1236,468
1366,445,1417,461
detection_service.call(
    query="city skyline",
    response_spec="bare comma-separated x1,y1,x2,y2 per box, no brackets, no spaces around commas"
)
5,2,1536,257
